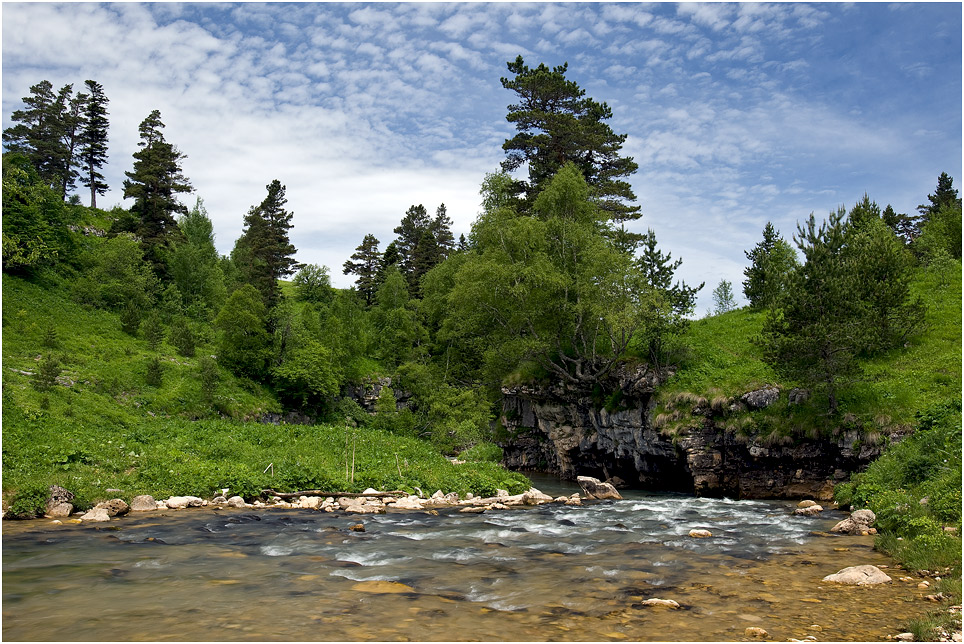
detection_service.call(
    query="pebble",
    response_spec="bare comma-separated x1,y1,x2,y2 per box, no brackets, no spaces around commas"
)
895,633,914,641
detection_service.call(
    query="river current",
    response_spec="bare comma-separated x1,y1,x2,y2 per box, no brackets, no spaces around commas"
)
3,478,928,641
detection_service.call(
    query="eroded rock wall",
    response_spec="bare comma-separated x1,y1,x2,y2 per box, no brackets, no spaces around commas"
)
498,385,897,500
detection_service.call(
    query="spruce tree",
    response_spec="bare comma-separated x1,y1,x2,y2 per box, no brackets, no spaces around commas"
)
232,180,298,308
501,56,640,221
123,110,192,279
343,233,381,306
742,222,798,310
78,80,109,209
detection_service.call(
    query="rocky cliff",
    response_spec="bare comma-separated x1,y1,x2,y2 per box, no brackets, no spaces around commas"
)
498,374,902,500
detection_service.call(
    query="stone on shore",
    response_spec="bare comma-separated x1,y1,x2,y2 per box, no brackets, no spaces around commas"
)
460,506,486,514
226,496,246,508
639,598,680,608
822,565,892,585
390,495,425,510
95,498,130,517
522,488,554,505
46,485,75,517
164,496,203,509
831,509,877,535
130,495,157,511
576,476,623,500
80,507,111,522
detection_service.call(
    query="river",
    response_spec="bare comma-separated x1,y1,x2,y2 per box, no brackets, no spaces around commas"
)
2,479,927,641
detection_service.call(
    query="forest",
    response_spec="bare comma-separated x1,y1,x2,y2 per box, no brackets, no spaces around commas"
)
2,59,962,635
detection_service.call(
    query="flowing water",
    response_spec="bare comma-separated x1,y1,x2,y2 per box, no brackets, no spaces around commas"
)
3,479,929,641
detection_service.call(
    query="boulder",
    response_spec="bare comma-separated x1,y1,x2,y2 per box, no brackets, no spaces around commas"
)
788,388,810,405
744,627,769,639
95,498,130,517
349,523,365,532
639,598,680,608
299,496,323,510
741,387,780,410
522,488,554,505
565,494,582,506
164,496,203,509
390,496,424,511
46,502,74,518
831,509,877,535
226,496,246,508
793,505,824,516
80,507,111,522
130,495,157,511
688,529,712,538
822,565,892,586
576,476,623,500
797,500,818,508
46,485,75,517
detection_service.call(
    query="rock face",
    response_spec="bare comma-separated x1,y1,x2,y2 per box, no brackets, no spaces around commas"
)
822,565,892,586
499,378,899,499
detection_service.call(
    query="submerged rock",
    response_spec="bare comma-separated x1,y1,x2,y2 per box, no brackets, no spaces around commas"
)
576,476,622,500
639,598,680,608
80,507,111,522
822,565,892,586
744,626,769,638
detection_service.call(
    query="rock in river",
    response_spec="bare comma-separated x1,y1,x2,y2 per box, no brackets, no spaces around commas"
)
822,565,892,586
576,476,622,500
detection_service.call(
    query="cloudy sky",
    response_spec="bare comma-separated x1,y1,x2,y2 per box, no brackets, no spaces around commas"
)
3,2,961,312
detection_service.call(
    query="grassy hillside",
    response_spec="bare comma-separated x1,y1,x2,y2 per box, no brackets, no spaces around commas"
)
1,273,529,515
656,262,962,436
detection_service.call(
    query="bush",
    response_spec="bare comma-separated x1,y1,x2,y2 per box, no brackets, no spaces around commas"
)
32,354,62,392
145,357,163,387
458,441,503,463
168,317,196,357
6,483,49,519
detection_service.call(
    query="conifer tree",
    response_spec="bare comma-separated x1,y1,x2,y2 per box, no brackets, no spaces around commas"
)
501,56,640,221
232,179,298,308
742,222,798,310
78,80,109,209
342,233,381,306
123,110,192,278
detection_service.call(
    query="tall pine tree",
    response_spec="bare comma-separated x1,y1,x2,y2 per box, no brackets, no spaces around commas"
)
232,179,298,308
501,56,640,222
742,222,799,310
79,80,110,209
343,233,381,306
123,110,192,278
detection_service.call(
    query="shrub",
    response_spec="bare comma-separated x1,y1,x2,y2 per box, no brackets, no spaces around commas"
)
145,356,163,387
6,483,49,519
168,317,196,357
32,354,62,392
458,441,503,463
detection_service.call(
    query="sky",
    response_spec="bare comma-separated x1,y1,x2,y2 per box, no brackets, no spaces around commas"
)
2,2,961,313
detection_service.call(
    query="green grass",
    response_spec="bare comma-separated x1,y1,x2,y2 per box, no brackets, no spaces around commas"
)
1,273,530,516
657,262,962,436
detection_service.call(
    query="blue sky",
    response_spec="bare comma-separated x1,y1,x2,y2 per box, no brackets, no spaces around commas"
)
3,2,961,313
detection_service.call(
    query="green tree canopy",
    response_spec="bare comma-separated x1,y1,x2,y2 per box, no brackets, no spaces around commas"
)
443,163,654,388
215,283,271,379
343,233,381,306
500,56,640,222
232,179,299,308
742,222,799,310
122,109,192,279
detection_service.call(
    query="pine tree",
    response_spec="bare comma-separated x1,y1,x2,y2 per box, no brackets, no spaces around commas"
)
2,80,83,197
342,233,381,306
430,203,456,257
123,110,192,278
78,80,109,209
882,205,914,244
501,56,640,221
742,222,799,310
232,180,298,308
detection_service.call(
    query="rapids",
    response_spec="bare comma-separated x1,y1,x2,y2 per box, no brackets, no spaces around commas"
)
2,480,928,641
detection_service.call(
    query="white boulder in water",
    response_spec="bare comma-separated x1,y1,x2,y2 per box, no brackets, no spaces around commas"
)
822,565,891,585
576,476,622,500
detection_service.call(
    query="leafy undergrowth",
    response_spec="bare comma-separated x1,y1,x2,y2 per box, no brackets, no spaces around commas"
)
2,402,530,518
1,273,530,516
